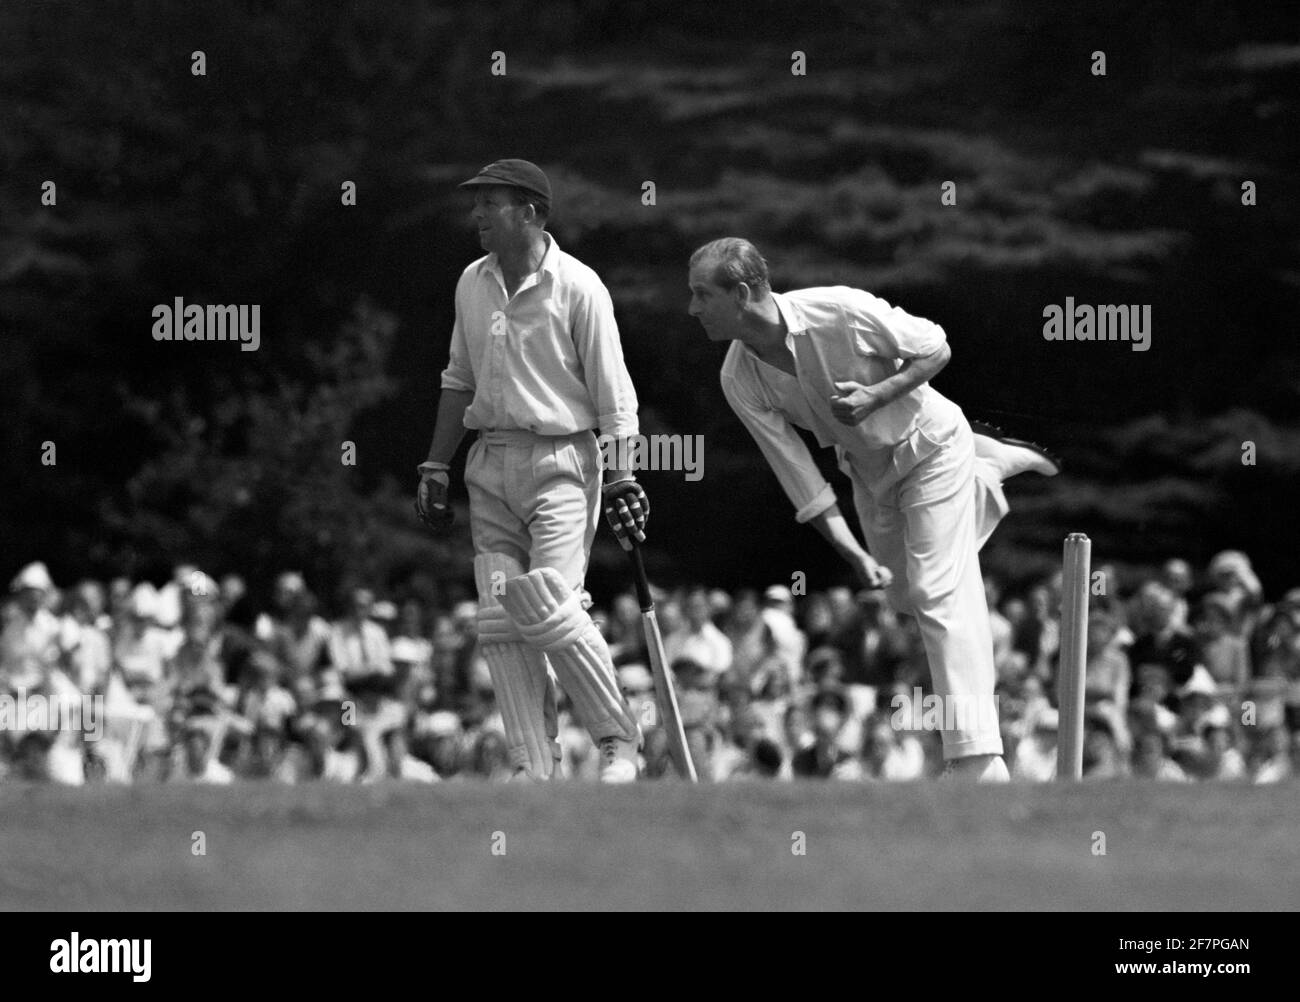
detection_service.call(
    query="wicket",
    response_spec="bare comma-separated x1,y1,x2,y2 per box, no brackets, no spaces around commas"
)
1056,533,1091,780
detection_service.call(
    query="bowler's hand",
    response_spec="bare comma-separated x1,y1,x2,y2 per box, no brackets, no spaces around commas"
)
829,381,885,426
849,552,893,590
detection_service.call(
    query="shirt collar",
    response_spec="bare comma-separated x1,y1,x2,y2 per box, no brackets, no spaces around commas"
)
480,232,561,283
771,291,810,335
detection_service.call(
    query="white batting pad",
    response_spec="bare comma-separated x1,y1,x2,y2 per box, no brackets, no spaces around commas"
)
501,566,638,744
475,554,559,779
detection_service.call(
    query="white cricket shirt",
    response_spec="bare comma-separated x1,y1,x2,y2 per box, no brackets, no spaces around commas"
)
720,286,962,522
440,233,639,440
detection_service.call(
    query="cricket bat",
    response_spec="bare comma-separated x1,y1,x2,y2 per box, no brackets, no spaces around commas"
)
627,545,698,782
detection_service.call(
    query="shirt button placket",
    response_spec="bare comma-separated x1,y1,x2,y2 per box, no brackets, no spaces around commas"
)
494,304,507,424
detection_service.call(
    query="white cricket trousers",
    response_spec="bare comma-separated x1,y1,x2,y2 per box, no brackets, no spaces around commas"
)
842,418,1008,760
465,428,601,588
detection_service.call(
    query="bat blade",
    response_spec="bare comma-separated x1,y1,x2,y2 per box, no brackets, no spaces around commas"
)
641,607,698,782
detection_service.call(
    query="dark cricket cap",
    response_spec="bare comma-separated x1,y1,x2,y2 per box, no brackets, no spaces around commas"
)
458,158,551,208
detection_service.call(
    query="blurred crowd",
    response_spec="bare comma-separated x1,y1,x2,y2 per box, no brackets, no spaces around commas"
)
2,549,1297,785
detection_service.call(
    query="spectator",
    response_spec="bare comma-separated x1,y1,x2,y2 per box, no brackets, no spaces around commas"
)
1206,550,1263,621
1195,592,1250,690
111,583,176,775
179,714,235,784
298,672,357,782
1131,727,1189,781
1000,594,1029,646
1128,580,1201,689
791,689,861,779
63,581,112,693
106,577,133,634
1196,705,1246,781
470,729,514,781
712,703,763,780
1254,603,1300,686
1251,725,1293,784
617,663,656,734
155,563,200,631
986,574,1023,684
330,589,407,781
782,701,814,766
266,580,332,705
428,612,473,715
760,585,806,675
390,599,433,710
721,702,785,780
239,649,297,778
732,620,798,702
663,588,733,680
725,589,766,680
329,588,395,685
1092,563,1131,641
1160,558,1194,630
746,737,785,778
2,562,63,693
1082,713,1125,780
1082,609,1131,753
641,726,675,779
799,591,835,650
169,573,234,706
1016,582,1060,683
1178,661,1220,715
849,590,909,688
413,709,462,779
861,711,925,781
607,592,647,665
1012,708,1058,781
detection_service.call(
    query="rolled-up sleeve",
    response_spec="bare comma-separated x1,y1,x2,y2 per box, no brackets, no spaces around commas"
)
572,282,639,440
440,279,476,393
842,288,946,359
721,371,836,524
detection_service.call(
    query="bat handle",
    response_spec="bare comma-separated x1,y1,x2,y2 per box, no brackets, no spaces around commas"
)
627,545,654,613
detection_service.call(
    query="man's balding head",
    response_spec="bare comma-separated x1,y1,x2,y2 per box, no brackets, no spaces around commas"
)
687,237,776,342
689,237,771,296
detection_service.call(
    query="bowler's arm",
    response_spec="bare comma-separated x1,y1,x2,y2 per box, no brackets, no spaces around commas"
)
722,372,887,585
868,342,950,404
807,505,872,565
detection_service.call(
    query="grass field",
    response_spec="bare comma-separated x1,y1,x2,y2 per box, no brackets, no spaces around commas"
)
2,780,1297,910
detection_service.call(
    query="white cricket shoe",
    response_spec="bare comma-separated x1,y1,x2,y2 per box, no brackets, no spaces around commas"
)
597,736,639,783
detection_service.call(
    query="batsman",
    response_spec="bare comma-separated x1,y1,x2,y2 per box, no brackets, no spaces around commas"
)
416,159,650,782
689,238,1059,780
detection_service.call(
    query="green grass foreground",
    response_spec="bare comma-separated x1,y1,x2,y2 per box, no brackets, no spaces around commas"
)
2,781,1296,911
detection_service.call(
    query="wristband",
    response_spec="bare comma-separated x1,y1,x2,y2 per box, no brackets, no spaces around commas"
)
418,461,451,476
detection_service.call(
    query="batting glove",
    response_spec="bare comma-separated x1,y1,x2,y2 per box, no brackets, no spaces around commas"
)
415,461,455,532
602,478,649,551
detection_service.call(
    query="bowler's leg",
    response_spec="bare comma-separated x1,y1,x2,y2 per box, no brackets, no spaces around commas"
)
897,429,1005,768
